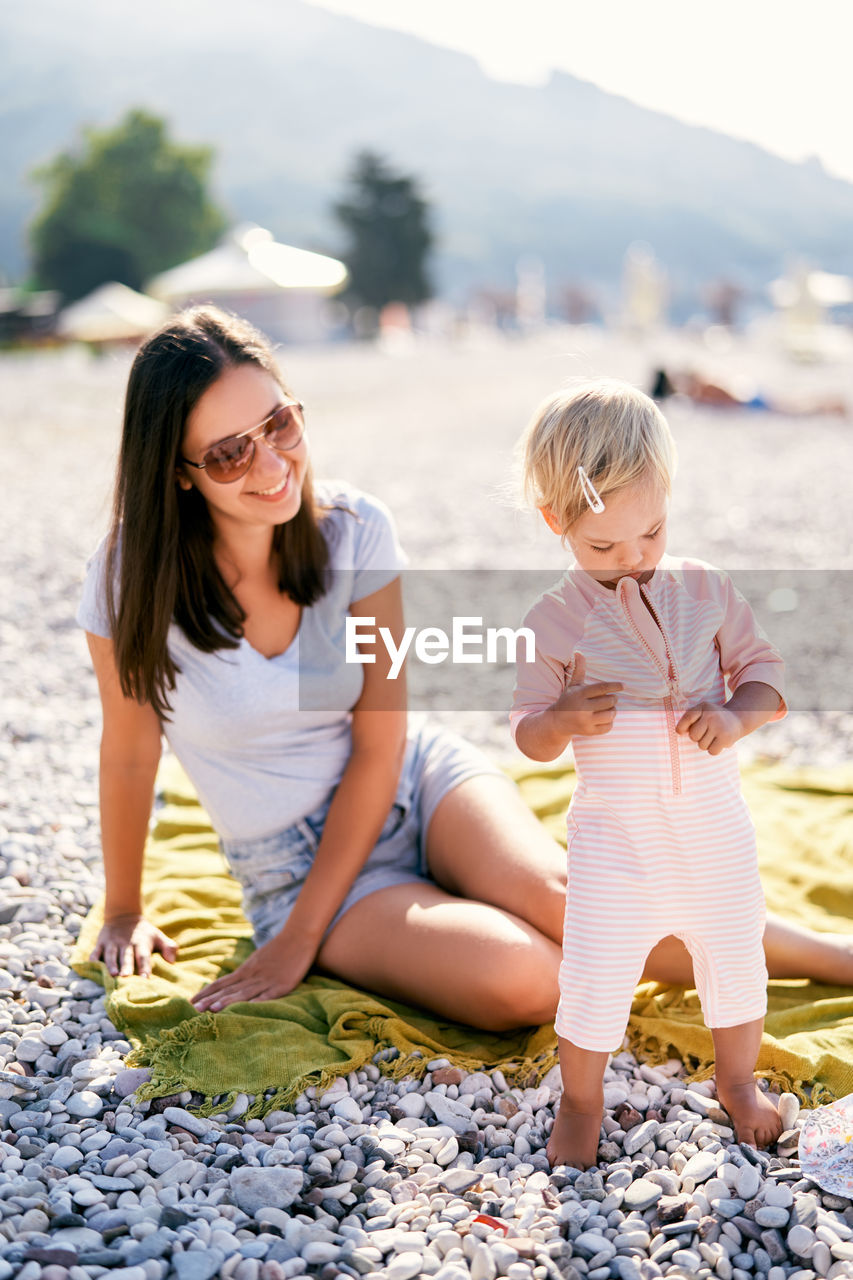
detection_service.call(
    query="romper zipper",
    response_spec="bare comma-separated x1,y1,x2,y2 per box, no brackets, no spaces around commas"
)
620,584,682,796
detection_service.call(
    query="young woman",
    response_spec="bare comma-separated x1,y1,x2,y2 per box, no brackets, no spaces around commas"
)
79,307,853,1032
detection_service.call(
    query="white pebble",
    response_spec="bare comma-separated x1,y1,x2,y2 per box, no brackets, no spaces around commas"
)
66,1090,103,1118
301,1243,338,1264
13,1037,44,1062
396,1093,426,1118
386,1254,425,1280
778,1092,800,1129
332,1096,363,1124
41,1024,69,1047
735,1164,761,1200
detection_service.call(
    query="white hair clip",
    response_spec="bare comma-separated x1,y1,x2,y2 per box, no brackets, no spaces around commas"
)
577,466,605,514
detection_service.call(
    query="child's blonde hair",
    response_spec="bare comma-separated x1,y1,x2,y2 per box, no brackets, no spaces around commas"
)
519,378,677,536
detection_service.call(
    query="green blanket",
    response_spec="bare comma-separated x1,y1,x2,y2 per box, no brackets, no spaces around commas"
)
71,757,853,1114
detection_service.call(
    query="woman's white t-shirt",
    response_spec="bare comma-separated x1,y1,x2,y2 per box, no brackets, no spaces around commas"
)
77,482,407,840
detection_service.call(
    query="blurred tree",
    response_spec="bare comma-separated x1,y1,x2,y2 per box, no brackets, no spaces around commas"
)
30,109,226,301
333,151,434,312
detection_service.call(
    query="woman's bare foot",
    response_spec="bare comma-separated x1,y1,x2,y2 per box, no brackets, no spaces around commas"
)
717,1080,782,1148
546,1094,603,1169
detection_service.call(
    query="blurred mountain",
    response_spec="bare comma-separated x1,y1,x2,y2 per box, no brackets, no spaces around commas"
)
3,0,853,311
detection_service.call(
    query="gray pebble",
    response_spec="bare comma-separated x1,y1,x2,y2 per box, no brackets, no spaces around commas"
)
172,1253,227,1280
622,1179,663,1211
623,1120,660,1156
230,1166,303,1214
161,1105,211,1137
754,1207,790,1229
113,1068,152,1099
573,1232,616,1260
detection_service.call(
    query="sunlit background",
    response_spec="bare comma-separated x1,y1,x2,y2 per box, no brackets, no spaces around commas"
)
307,0,853,180
2,0,852,751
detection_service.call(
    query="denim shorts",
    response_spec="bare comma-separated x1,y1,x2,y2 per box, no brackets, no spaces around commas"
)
219,718,505,946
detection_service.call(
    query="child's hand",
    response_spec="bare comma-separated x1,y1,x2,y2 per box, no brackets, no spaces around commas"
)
551,654,623,737
676,701,743,754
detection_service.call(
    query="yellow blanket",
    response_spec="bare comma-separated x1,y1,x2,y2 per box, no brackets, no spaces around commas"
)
71,758,853,1114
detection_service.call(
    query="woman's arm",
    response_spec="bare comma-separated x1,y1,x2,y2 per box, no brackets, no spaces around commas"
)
86,633,177,977
191,577,407,1010
283,579,407,942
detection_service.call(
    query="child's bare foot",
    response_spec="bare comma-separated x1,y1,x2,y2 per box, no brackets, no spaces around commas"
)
717,1080,782,1148
712,1019,781,1148
546,1095,603,1169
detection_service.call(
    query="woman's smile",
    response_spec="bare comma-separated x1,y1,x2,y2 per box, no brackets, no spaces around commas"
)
248,470,291,500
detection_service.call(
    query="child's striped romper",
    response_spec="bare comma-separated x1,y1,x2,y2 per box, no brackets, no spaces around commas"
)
510,556,786,1052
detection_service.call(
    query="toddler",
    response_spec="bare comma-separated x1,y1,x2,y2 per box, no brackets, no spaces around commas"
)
511,379,786,1169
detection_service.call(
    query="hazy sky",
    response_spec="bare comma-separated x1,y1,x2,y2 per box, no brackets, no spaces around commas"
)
306,0,853,183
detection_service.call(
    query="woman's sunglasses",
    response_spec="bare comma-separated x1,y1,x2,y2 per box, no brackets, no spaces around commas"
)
180,401,305,484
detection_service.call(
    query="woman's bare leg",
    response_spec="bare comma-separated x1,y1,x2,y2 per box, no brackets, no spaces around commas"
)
318,776,853,1028
316,881,561,1031
424,775,567,943
761,915,853,983
425,777,853,988
644,915,853,986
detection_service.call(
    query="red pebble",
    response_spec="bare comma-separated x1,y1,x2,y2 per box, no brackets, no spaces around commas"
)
432,1067,465,1086
472,1215,508,1234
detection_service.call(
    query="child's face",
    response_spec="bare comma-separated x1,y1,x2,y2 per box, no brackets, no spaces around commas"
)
564,479,669,588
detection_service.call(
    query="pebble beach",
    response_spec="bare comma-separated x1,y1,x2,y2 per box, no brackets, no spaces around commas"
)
1,326,853,1280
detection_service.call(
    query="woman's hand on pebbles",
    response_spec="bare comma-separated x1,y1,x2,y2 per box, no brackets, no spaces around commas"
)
191,930,316,1012
90,914,178,978
552,654,622,737
676,701,742,754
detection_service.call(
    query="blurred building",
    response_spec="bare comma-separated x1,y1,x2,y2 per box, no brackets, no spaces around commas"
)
56,282,169,345
0,289,60,344
147,225,349,344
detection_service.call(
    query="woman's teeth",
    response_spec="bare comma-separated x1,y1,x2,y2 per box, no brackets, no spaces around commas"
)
253,475,288,496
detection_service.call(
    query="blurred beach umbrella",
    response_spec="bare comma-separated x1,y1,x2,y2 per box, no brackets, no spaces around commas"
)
148,225,349,343
56,281,169,343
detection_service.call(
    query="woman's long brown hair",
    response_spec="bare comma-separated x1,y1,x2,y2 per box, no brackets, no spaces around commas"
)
105,306,329,718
